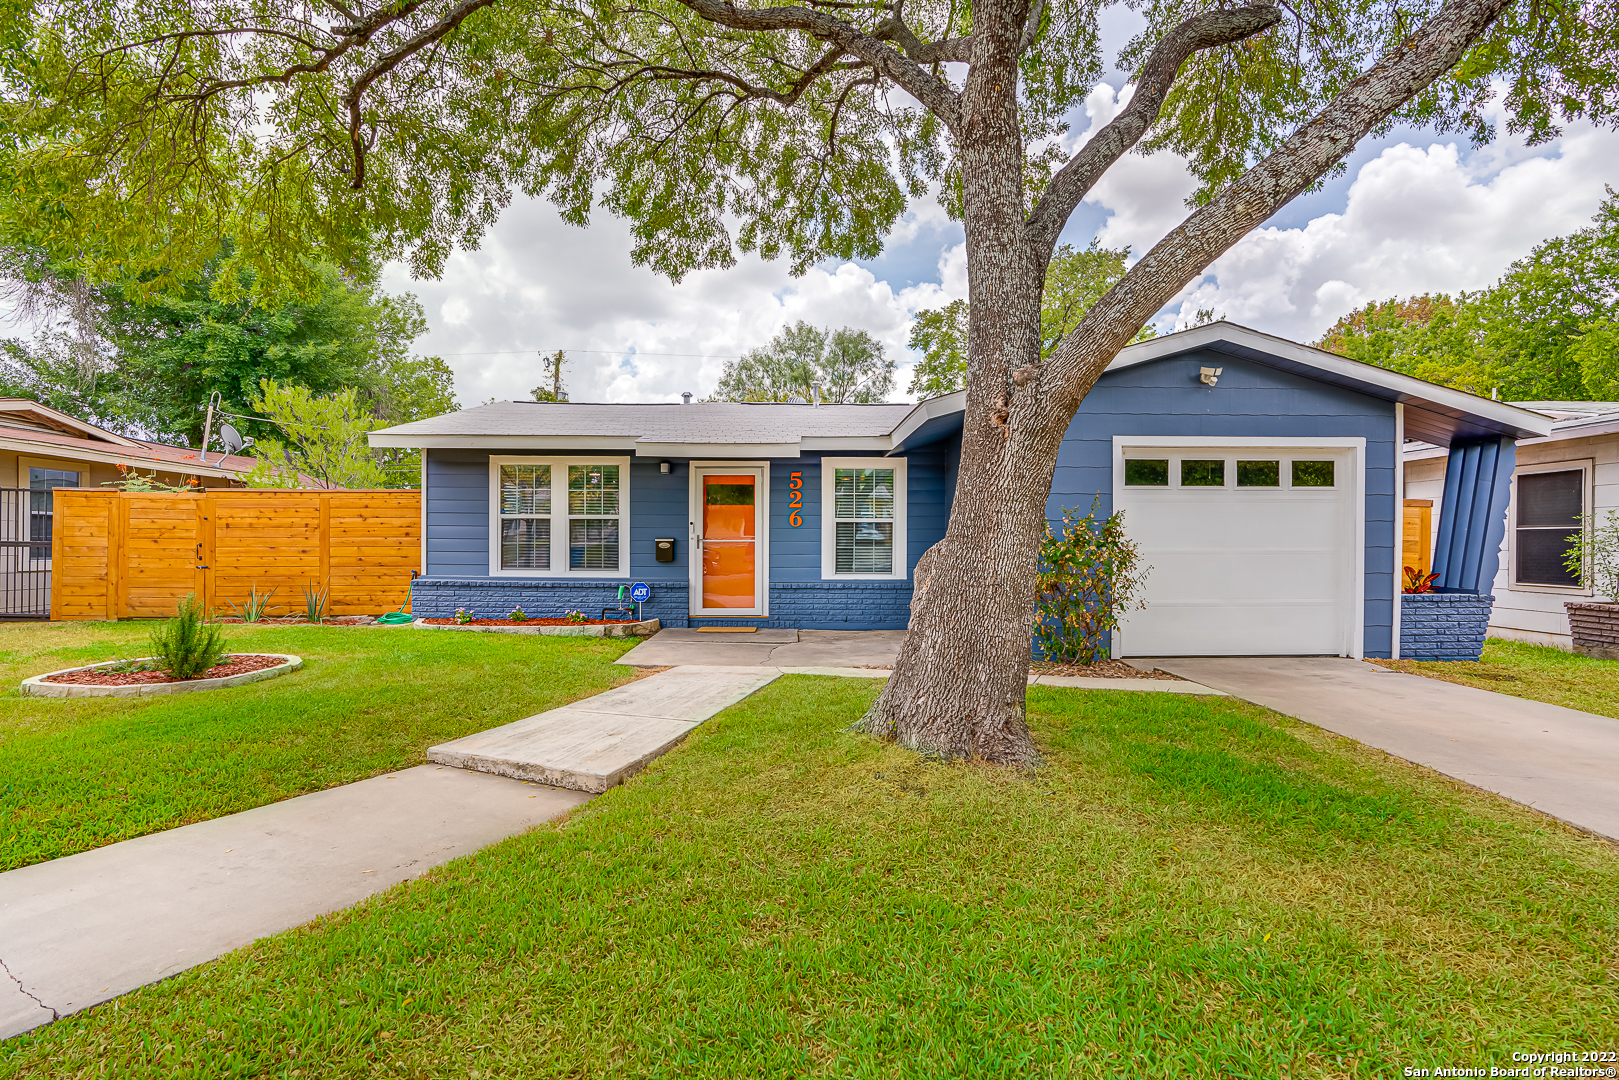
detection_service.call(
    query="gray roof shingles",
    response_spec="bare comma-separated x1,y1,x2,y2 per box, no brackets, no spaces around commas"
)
374,400,916,443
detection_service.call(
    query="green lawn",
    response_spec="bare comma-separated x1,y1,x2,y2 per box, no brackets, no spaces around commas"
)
0,621,638,871
4,677,1613,1078
1376,637,1619,719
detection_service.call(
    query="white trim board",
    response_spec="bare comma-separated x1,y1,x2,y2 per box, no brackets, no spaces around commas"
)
820,456,909,581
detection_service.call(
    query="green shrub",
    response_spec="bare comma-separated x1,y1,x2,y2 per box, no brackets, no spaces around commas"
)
150,594,227,679
1034,499,1150,664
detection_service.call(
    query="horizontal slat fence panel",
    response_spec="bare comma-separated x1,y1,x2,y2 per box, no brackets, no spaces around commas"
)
50,490,419,620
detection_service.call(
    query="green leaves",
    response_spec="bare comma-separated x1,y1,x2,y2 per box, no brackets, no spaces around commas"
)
712,320,894,403
243,379,390,489
1034,498,1149,664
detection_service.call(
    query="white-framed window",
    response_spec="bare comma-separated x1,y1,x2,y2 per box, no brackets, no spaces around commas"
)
1511,460,1591,592
488,456,630,577
27,466,79,562
820,457,908,579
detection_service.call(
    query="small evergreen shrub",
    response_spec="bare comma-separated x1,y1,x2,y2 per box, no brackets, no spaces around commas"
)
1033,499,1150,664
150,594,228,679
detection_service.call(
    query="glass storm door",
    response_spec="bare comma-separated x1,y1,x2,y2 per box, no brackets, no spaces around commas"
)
694,469,763,614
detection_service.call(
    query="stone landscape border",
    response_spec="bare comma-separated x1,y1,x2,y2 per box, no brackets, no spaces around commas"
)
413,618,660,639
20,655,304,698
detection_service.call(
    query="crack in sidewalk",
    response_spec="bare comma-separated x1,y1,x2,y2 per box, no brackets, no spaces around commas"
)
0,956,58,1021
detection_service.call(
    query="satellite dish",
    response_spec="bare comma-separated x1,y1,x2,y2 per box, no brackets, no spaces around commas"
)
219,422,246,454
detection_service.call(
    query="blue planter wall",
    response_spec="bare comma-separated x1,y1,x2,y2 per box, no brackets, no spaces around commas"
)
1400,591,1495,661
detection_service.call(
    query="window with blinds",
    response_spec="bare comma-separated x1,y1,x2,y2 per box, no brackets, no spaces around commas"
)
568,465,620,571
833,467,895,574
493,459,626,574
498,464,551,569
1515,469,1583,587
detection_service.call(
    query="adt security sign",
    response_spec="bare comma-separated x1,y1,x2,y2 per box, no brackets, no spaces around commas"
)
629,582,652,604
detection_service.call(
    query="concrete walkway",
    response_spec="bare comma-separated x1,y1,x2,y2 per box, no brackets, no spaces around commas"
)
1149,657,1619,843
0,766,587,1040
429,666,783,792
616,628,905,668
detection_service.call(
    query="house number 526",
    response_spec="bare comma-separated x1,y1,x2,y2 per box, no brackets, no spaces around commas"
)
788,471,803,527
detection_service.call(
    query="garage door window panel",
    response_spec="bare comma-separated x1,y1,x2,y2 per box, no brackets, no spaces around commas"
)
1292,460,1336,487
1237,460,1279,487
1125,459,1169,486
1181,459,1225,486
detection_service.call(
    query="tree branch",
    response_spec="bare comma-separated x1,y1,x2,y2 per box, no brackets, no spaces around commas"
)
1042,0,1516,406
871,14,972,63
342,0,500,189
1016,0,1045,54
675,0,963,129
1024,4,1283,252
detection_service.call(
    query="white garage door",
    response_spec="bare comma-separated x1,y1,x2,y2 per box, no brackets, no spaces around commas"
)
1113,443,1361,657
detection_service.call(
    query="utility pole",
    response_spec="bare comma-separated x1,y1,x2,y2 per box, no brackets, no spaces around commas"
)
532,350,569,403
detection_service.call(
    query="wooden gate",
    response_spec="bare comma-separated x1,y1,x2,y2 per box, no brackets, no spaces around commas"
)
51,489,420,620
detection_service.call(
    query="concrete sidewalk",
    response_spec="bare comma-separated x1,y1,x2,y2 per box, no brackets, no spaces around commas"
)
430,665,782,792
1149,656,1619,842
0,766,586,1040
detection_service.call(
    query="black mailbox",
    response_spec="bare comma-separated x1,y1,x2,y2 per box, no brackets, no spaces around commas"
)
654,537,676,563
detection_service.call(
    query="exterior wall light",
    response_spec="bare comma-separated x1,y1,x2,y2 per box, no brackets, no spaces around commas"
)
1199,366,1223,386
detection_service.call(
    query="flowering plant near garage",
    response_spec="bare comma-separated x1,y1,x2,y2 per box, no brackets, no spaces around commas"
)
1034,500,1150,665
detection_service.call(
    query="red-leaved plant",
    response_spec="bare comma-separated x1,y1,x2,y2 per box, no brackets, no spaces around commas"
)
1403,567,1440,593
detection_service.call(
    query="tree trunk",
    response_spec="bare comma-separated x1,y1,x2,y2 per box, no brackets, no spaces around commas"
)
854,12,1055,764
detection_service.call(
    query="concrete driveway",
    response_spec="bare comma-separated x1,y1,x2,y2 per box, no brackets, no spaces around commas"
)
1147,656,1619,844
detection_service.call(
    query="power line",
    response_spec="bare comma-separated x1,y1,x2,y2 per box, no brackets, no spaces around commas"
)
439,348,743,359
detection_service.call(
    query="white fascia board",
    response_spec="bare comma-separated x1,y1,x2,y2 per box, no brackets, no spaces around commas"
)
0,434,244,478
1402,444,1449,462
799,436,893,451
1107,323,1554,439
366,434,639,450
633,441,803,458
888,390,966,447
1519,417,1619,446
0,400,142,447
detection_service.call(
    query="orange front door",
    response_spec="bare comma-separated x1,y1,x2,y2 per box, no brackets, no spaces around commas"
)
701,474,757,609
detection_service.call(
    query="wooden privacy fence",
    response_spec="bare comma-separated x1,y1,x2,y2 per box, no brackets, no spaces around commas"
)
51,489,420,621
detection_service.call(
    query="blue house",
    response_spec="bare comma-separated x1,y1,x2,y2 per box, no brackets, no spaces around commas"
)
370,324,1550,659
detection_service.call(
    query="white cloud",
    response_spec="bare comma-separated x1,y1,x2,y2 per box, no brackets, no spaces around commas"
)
1067,84,1619,340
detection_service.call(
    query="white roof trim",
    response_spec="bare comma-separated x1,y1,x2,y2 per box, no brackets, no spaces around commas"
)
633,441,805,458
0,399,142,447
367,434,640,450
1108,322,1553,439
889,390,967,448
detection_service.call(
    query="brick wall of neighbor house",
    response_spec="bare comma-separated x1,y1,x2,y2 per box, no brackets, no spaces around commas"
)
418,445,948,629
1048,351,1400,658
1400,591,1496,661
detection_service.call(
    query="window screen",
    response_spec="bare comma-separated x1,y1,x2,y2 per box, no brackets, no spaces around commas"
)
1515,470,1582,587
834,468,895,573
568,465,620,570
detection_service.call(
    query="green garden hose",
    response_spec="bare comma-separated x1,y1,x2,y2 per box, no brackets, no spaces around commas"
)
376,609,414,626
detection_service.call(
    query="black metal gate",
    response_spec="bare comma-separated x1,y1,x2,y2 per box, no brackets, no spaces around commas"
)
0,487,52,619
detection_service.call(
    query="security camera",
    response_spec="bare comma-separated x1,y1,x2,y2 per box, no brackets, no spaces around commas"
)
1199,366,1222,387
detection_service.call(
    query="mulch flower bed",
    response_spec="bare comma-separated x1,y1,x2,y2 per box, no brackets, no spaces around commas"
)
422,617,642,627
43,655,290,686
1031,659,1182,681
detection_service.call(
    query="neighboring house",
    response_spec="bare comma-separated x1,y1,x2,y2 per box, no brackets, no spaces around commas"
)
371,323,1549,658
1406,402,1619,650
0,398,258,618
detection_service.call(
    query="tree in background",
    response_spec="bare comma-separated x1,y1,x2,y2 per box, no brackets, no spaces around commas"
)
0,254,457,446
1319,193,1619,400
242,380,389,489
5,0,1611,764
531,350,569,402
908,243,1149,397
713,323,893,403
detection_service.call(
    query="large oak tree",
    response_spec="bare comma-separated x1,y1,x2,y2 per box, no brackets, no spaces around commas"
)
3,0,1613,761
